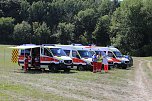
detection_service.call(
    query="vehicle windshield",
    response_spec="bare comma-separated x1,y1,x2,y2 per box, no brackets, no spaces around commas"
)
89,51,95,56
64,50,70,56
113,51,123,57
95,51,107,57
78,50,92,58
50,48,67,56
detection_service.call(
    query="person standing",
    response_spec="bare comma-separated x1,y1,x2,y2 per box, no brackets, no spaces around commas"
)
97,52,102,72
24,54,28,72
102,55,108,73
92,53,97,73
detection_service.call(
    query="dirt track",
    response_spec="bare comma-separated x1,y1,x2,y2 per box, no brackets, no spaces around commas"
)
130,57,152,101
0,57,152,101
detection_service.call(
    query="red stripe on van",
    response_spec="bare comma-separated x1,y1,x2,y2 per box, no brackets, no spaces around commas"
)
40,56,59,62
73,58,85,63
111,58,121,62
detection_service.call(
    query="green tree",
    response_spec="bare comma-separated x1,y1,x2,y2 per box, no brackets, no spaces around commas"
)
111,0,145,55
33,22,51,44
0,0,21,23
13,21,31,44
29,1,50,23
97,0,112,16
93,15,111,46
19,0,30,22
55,22,75,44
0,17,14,44
75,8,97,44
141,0,152,56
142,0,152,44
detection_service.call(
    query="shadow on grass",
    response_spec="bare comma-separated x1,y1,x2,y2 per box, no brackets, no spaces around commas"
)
13,69,78,74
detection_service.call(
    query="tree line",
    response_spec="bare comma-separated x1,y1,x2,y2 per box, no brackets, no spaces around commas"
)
0,0,152,56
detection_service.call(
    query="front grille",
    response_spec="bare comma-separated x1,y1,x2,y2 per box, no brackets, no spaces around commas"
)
64,60,72,64
125,61,129,64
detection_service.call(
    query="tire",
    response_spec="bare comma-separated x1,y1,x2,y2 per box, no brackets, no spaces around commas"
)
113,64,118,68
122,65,128,69
41,68,45,72
49,65,58,73
22,66,24,70
77,65,84,71
64,68,70,73
28,67,31,70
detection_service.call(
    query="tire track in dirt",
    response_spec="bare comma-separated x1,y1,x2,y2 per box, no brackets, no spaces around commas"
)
147,61,151,71
134,59,152,101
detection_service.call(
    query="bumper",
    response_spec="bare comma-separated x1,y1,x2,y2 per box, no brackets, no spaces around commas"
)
120,63,129,69
58,63,73,70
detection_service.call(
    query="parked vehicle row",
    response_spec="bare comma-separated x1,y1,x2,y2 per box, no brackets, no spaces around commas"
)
10,44,133,72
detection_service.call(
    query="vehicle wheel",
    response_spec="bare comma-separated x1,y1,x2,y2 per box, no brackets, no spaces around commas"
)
41,68,45,72
49,65,58,73
28,67,32,70
108,66,111,70
77,65,84,71
122,65,128,69
64,68,70,73
113,64,118,68
22,66,24,70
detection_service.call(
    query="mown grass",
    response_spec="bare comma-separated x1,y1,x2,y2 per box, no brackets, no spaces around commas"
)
0,45,18,69
143,57,152,61
142,57,152,79
0,82,79,101
0,45,136,101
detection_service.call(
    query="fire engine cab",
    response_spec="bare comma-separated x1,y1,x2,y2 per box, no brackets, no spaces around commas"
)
17,44,73,72
56,45,93,71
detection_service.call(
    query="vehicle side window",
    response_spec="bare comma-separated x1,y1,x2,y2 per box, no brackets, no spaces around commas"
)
64,50,70,56
42,48,52,57
72,50,80,58
20,49,30,55
108,51,114,57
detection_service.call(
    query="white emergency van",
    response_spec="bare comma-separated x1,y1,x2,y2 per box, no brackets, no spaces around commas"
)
56,45,93,71
100,47,130,69
83,46,114,69
16,44,73,72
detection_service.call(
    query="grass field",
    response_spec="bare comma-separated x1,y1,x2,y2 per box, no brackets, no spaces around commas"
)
0,45,152,101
